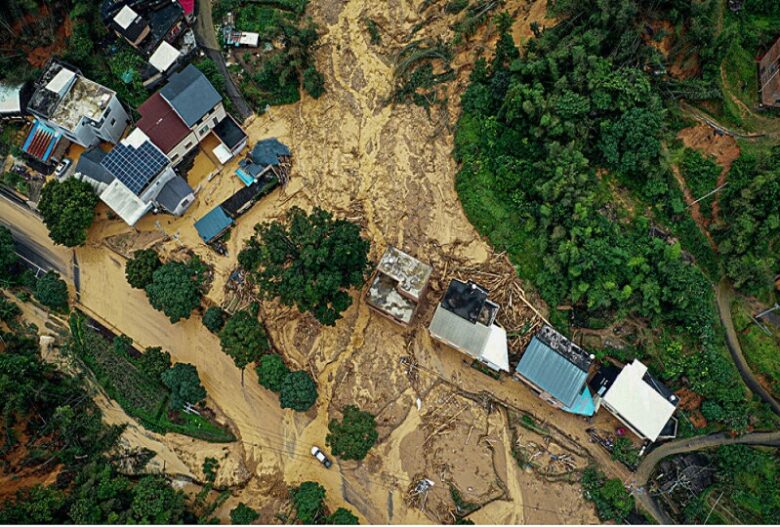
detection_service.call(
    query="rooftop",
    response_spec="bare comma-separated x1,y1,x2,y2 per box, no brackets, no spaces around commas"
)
195,206,234,243
366,273,417,324
50,75,114,131
28,61,79,118
156,175,193,212
149,41,180,72
100,129,169,195
137,92,191,153
214,115,247,150
74,148,114,187
375,246,432,301
100,179,153,226
514,328,593,409
429,304,509,372
440,279,499,326
0,82,25,114
250,138,291,168
602,359,679,442
533,324,592,371
160,64,221,127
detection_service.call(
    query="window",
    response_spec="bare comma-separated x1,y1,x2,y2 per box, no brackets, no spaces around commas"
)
185,141,193,149
104,106,112,117
213,117,219,127
199,125,209,136
171,153,179,162
110,118,116,126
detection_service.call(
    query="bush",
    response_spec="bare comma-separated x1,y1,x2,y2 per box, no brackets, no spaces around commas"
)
303,66,325,98
256,354,290,392
144,261,203,323
326,405,378,461
219,310,270,376
279,370,317,411
137,347,172,381
35,271,69,311
202,306,227,333
125,249,162,289
326,508,359,524
581,467,633,522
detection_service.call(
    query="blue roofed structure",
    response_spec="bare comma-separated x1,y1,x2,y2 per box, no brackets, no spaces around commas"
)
160,64,222,127
514,325,595,414
195,206,234,243
100,138,168,195
251,138,291,170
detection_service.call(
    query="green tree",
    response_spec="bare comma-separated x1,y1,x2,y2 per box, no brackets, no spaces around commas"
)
129,475,187,524
0,225,17,278
138,346,172,380
256,354,290,392
161,363,207,409
240,207,370,326
35,270,69,311
303,66,325,98
291,481,326,524
326,405,378,461
145,261,203,323
219,310,270,384
580,467,633,522
0,296,21,323
37,178,99,247
230,503,259,524
279,370,317,411
610,437,639,467
203,306,227,333
0,485,65,523
203,457,219,482
326,507,359,524
125,249,162,289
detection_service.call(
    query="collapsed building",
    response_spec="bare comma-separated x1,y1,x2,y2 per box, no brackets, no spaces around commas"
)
428,279,509,372
365,246,432,325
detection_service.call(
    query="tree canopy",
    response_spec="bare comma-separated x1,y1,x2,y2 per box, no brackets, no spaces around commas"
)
125,249,162,289
256,354,290,393
239,206,371,326
219,310,270,374
279,370,317,412
291,482,326,524
230,503,259,525
0,225,17,278
137,346,172,381
144,260,204,323
326,507,360,525
161,363,207,409
37,178,99,247
34,271,69,311
203,306,227,333
326,405,378,461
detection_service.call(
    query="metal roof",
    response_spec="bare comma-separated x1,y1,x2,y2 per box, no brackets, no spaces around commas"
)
137,92,191,154
515,336,590,408
156,176,193,213
160,64,221,127
75,148,114,186
194,206,234,243
429,305,509,372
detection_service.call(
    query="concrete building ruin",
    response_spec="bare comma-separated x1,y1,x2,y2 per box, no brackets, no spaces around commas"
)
365,246,432,325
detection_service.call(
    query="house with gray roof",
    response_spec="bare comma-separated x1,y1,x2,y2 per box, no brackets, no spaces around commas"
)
514,325,595,416
428,279,509,372
73,128,194,225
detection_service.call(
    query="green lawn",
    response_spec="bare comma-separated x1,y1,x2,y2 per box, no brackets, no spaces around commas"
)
732,299,780,397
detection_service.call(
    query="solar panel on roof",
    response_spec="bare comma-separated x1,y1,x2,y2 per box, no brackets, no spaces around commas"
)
101,141,168,195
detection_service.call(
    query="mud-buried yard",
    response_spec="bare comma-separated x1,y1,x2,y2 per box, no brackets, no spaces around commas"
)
68,0,606,523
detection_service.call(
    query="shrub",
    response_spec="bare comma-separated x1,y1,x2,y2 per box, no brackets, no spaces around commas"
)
326,507,359,524
202,306,227,333
125,249,161,289
161,363,207,409
137,347,172,381
291,481,325,524
230,503,259,524
35,271,69,311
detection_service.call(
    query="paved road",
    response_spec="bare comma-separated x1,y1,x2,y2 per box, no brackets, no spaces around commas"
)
634,431,780,524
716,279,780,417
194,0,253,121
0,190,74,282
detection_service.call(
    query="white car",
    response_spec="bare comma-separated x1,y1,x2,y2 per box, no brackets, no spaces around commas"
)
311,446,332,468
54,158,72,177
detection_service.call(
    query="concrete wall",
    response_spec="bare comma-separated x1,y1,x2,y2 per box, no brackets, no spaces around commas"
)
167,130,199,165
192,101,226,140
95,96,131,144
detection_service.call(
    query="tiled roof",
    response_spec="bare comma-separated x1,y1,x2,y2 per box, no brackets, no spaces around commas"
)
22,120,60,162
137,92,191,154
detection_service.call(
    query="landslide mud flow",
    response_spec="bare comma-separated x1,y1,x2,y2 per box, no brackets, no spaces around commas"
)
73,0,603,523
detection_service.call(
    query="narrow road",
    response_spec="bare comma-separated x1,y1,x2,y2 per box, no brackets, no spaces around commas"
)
193,0,253,121
716,279,780,417
634,431,780,524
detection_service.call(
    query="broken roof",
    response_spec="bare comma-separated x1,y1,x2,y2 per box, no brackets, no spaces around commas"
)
375,246,432,302
366,273,418,324
602,359,679,442
514,328,593,408
137,92,191,153
160,64,221,127
440,279,499,326
759,36,780,107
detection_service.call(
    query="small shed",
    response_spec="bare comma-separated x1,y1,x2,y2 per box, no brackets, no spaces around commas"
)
194,206,234,243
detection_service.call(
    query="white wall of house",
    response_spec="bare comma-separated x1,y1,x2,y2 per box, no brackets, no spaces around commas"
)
166,130,199,165
192,101,226,139
94,95,130,144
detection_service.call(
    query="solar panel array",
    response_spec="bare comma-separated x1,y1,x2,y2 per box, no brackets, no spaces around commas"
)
101,141,168,195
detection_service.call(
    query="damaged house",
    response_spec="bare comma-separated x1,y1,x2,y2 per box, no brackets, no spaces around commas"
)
428,279,509,372
514,325,595,416
73,128,194,225
365,246,432,325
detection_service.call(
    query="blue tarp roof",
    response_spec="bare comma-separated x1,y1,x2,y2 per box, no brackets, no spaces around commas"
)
250,138,290,168
515,336,590,408
194,206,233,243
562,387,595,416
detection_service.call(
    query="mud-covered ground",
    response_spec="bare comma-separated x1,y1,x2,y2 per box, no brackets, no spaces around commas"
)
62,0,620,523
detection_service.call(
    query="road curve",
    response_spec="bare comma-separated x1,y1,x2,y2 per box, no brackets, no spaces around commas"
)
716,280,780,417
634,431,780,523
193,0,253,121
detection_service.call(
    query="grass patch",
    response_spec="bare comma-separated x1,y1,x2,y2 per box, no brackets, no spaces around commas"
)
731,299,780,397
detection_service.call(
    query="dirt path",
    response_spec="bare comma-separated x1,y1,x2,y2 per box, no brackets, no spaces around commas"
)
716,280,780,417
634,430,780,524
669,161,717,250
